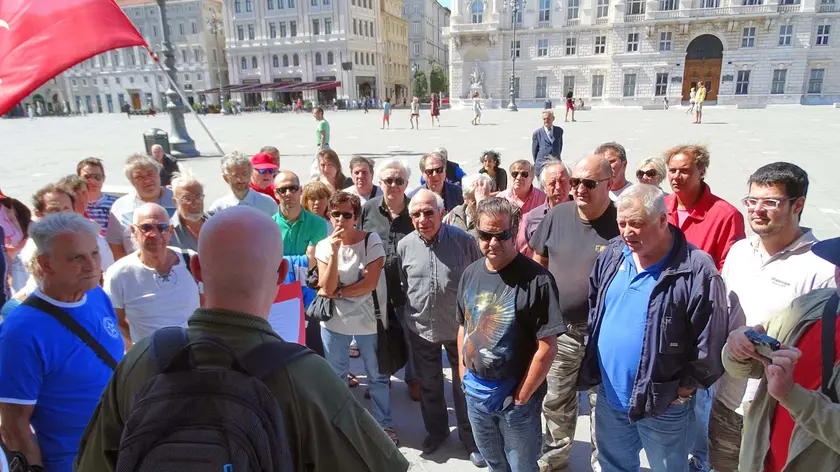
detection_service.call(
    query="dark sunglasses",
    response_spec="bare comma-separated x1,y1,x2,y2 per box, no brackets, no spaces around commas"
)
257,168,277,175
330,211,355,220
423,166,445,176
636,169,658,179
276,185,300,194
135,223,170,234
382,177,406,186
477,229,513,242
569,177,610,190
83,173,104,182
511,171,530,179
409,209,437,219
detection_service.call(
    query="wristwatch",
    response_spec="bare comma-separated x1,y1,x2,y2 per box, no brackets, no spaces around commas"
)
673,394,693,405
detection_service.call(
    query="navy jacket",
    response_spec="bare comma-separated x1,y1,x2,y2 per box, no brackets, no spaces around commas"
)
407,181,464,213
531,126,563,176
576,226,728,421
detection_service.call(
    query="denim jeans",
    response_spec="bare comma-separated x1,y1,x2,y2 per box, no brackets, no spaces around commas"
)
689,387,713,472
595,386,695,472
321,328,393,428
466,382,545,472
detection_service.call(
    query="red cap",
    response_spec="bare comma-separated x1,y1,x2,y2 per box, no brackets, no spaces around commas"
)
251,152,279,170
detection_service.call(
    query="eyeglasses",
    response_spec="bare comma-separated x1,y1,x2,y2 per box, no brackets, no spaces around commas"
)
330,211,355,220
226,172,250,181
424,166,445,176
409,209,437,220
135,223,170,234
477,229,513,242
177,194,204,204
636,169,658,180
83,173,104,182
569,177,610,190
741,197,796,210
256,168,277,175
382,177,406,187
276,185,300,194
511,171,530,179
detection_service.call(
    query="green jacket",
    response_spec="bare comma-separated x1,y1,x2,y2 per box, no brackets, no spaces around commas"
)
722,288,840,472
74,309,409,472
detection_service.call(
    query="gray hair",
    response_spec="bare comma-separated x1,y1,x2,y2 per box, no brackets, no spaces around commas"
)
432,147,448,161
124,153,160,180
220,151,253,175
377,158,411,180
420,152,447,172
462,173,496,199
542,109,555,118
615,184,667,219
409,189,445,212
171,165,204,193
29,212,100,256
538,158,571,187
636,157,667,181
475,197,521,236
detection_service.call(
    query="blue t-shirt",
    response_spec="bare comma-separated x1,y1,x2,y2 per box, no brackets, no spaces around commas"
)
597,244,671,412
0,287,124,472
384,102,392,115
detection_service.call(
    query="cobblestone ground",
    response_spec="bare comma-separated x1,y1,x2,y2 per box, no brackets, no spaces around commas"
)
2,105,839,471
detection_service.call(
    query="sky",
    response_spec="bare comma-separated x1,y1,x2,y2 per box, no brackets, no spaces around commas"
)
438,0,450,8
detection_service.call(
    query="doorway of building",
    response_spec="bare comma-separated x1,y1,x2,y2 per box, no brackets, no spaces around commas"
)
130,92,142,110
682,35,723,102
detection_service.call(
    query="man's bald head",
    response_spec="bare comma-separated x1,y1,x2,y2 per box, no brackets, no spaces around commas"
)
194,206,288,318
574,154,613,180
275,170,300,187
133,202,169,224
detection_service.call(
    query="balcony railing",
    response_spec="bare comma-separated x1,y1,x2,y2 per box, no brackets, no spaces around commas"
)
625,13,646,21
450,22,495,33
649,4,774,19
777,3,801,12
595,16,609,24
537,20,552,28
565,18,581,26
818,3,836,11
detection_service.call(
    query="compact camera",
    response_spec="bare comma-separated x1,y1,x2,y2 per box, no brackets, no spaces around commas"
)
744,329,781,359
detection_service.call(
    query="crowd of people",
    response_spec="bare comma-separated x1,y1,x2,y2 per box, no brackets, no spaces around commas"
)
0,107,838,472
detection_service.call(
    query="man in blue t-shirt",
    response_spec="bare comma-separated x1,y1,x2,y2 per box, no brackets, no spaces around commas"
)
0,213,124,472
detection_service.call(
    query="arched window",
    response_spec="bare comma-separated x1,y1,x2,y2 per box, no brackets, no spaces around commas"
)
366,53,370,65
315,52,322,65
471,0,484,23
251,56,258,68
293,53,299,66
355,52,359,64
327,51,334,64
272,55,279,67
240,57,247,69
283,54,289,66
371,54,375,66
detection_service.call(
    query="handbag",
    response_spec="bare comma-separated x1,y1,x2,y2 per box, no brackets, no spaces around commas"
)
304,295,334,322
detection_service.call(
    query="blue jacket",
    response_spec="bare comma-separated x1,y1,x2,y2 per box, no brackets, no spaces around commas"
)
576,226,728,421
407,181,464,213
531,125,563,176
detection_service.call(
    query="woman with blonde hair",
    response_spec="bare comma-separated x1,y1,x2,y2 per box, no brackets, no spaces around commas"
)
409,96,420,129
315,149,351,193
635,157,668,193
302,181,334,232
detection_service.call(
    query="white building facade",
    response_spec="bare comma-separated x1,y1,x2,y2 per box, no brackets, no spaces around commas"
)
405,0,451,79
447,0,840,108
62,0,228,113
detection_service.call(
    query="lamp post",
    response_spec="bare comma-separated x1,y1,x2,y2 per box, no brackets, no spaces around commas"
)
206,10,228,114
156,0,199,157
505,0,522,111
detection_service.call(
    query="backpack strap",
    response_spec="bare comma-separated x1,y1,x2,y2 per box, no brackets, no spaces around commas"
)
362,232,381,317
821,293,839,403
152,327,190,373
239,342,313,379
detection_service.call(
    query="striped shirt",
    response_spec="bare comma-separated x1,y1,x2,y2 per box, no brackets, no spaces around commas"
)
87,193,119,235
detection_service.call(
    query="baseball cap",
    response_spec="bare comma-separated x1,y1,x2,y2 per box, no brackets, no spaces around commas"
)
812,236,840,267
251,152,278,171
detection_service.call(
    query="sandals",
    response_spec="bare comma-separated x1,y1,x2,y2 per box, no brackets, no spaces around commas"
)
383,427,400,445
347,373,359,388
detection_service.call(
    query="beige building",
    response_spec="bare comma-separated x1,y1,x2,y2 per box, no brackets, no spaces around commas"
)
382,0,411,101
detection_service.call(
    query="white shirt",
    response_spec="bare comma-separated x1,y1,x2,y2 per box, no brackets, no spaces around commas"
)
714,230,836,412
208,188,277,218
345,185,383,205
105,189,177,253
544,126,554,142
609,180,633,201
103,247,200,343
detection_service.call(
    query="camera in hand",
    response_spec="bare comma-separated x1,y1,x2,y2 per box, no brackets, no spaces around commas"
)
744,329,781,359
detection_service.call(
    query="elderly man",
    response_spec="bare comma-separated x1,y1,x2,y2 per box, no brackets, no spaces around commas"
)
443,173,495,241
150,144,180,187
260,145,281,167
531,110,564,179
397,190,483,464
106,154,177,260
75,206,410,472
346,156,383,204
169,169,207,253
595,142,633,200
706,162,835,471
578,184,728,472
529,154,619,472
208,152,278,218
408,153,464,212
77,157,118,235
0,213,124,472
419,147,467,187
56,175,90,217
249,152,279,203
497,160,547,217
360,159,420,399
104,203,200,348
457,197,565,472
515,159,570,258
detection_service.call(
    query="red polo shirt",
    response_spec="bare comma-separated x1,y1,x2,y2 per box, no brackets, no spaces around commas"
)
249,182,279,203
665,183,745,270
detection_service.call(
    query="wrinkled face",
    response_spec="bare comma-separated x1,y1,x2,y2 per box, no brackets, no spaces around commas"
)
572,162,612,212
130,166,162,199
329,200,358,231
223,164,251,195
151,146,164,162
251,167,277,189
131,209,172,253
423,156,446,190
477,213,514,263
80,164,105,194
510,164,533,193
543,165,571,204
604,149,627,181
617,203,667,259
746,183,801,237
637,166,663,186
542,113,554,128
308,197,328,217
319,157,338,181
668,153,704,196
41,192,74,216
274,174,302,210
380,168,408,201
174,182,205,221
351,164,373,190
409,194,443,241
38,232,102,293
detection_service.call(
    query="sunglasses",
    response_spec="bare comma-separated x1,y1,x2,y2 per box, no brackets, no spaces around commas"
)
409,209,437,220
135,223,170,234
511,171,530,179
330,211,355,220
276,185,300,194
569,177,610,190
424,167,445,176
636,169,658,180
83,173,104,182
257,168,277,175
477,229,513,242
382,177,406,187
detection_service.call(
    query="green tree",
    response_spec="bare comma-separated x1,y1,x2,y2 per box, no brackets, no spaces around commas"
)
412,70,429,100
429,64,447,95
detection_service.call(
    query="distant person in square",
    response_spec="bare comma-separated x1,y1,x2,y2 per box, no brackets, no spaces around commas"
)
565,89,576,122
382,98,392,130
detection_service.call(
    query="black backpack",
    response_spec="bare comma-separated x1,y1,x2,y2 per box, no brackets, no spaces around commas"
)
115,327,312,472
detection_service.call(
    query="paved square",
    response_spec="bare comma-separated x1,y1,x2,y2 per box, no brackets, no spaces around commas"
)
2,105,839,471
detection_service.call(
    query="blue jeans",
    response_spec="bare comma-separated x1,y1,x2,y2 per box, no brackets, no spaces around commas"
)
321,328,393,427
595,386,695,472
689,387,713,472
466,383,545,472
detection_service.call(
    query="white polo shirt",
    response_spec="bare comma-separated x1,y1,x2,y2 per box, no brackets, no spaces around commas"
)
714,229,836,412
208,188,277,218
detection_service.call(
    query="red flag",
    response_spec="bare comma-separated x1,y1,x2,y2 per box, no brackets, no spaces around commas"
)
0,0,148,115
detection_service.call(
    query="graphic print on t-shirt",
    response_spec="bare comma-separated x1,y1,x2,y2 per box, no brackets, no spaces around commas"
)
462,284,517,377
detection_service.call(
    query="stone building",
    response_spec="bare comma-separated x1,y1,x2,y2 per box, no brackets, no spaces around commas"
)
405,0,451,79
447,0,840,108
382,0,412,101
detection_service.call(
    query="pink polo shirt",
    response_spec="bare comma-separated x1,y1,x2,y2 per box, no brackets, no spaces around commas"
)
497,186,547,217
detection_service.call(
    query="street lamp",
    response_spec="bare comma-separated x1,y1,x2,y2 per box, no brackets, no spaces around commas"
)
156,0,199,157
206,10,228,115
504,0,522,111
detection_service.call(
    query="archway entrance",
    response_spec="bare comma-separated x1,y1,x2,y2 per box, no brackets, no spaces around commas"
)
683,35,723,101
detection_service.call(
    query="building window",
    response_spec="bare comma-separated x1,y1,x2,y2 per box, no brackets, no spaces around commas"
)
116,77,121,84
771,69,786,94
279,0,284,8
280,22,287,37
563,75,575,94
596,0,609,17
513,77,520,98
241,57,247,69
660,0,677,9
183,74,190,82
471,0,484,23
414,4,419,13
112,51,120,66
327,51,334,64
627,0,644,14
273,55,279,67
293,53,300,66
538,38,549,56
248,24,255,39
623,73,637,96
539,0,550,21
237,25,244,40
565,37,577,55
510,40,520,58
355,52,358,64
659,31,672,51
192,22,197,34
567,0,580,19
82,79,87,86
312,0,317,5
103,78,109,85
371,55,374,66
735,70,750,94
324,0,330,5
701,0,719,7
181,49,188,62
353,19,357,34
315,52,322,65
290,21,297,36
627,32,639,52
313,19,320,35
213,49,218,61
655,72,668,96
412,21,420,34
414,42,420,55
536,76,548,98
514,0,523,23
742,27,756,48
594,35,606,54
325,18,332,34
364,22,369,36
252,56,258,68
816,24,830,45
268,0,274,9
289,0,296,7
246,0,253,11
235,0,241,12
808,68,824,93
779,24,793,46
283,54,289,66
99,56,106,67
270,22,276,38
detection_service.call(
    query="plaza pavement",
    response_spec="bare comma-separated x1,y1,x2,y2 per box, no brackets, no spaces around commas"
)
2,105,840,471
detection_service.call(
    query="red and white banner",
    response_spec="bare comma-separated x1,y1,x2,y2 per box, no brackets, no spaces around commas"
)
268,281,306,345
